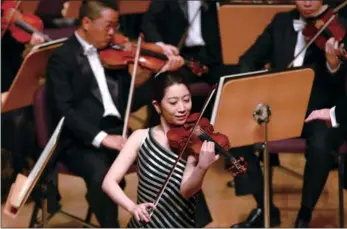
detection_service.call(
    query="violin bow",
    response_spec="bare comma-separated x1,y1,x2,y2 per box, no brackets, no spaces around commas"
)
1,0,22,38
142,84,218,226
122,35,143,138
287,0,347,68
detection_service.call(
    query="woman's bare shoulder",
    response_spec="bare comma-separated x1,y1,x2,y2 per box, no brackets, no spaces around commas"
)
128,128,150,142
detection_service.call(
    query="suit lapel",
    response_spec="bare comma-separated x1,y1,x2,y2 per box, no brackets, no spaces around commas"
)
70,35,103,104
175,0,188,21
117,75,126,119
283,11,300,68
105,72,123,116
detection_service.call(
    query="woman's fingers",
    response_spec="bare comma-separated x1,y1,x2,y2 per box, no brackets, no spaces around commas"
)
134,211,140,223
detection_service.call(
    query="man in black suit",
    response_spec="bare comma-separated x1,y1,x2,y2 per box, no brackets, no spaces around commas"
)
305,94,347,189
230,1,347,228
141,0,237,85
46,0,183,227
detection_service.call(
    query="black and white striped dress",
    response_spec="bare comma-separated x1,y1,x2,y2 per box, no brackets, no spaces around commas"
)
127,128,196,228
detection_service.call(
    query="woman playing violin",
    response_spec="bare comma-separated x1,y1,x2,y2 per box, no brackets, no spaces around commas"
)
102,72,219,228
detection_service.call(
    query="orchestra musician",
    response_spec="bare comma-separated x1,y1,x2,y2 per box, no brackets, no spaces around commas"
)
231,1,347,228
305,93,347,190
1,0,46,201
102,72,219,228
45,0,184,227
141,0,239,86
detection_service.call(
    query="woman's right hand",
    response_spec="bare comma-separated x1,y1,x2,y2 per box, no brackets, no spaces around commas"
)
130,202,156,223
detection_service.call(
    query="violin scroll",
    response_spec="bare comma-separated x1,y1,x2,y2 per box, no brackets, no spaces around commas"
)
186,59,209,77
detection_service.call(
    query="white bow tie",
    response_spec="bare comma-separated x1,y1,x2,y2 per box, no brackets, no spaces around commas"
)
293,19,306,32
84,45,97,56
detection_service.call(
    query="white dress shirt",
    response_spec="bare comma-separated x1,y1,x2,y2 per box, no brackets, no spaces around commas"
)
330,106,339,128
75,32,121,148
185,0,206,47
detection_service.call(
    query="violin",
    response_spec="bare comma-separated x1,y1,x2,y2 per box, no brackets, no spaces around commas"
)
167,113,247,176
1,0,51,43
302,2,347,60
99,34,209,77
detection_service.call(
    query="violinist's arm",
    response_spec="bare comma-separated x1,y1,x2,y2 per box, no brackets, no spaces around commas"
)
180,141,219,199
141,0,166,43
180,155,207,199
102,129,144,213
239,14,278,73
325,18,347,75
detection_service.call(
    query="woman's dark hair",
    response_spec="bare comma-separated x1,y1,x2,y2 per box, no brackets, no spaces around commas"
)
77,0,118,26
147,72,191,127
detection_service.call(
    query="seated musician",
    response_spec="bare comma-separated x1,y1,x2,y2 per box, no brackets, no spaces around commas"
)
102,72,219,228
230,1,347,228
45,0,183,227
305,93,347,190
141,0,238,86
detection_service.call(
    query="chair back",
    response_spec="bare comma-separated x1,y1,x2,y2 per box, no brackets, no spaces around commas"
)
33,85,52,149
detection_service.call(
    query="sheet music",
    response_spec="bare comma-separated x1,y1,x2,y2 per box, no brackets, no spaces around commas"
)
13,117,65,208
31,37,67,51
210,69,268,125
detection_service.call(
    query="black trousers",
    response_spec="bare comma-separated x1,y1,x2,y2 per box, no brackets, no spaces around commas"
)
1,107,41,184
233,120,346,211
57,116,126,228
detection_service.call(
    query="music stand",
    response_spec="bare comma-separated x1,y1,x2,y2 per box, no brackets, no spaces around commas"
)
3,117,65,227
117,0,151,15
217,4,295,65
210,68,314,228
1,38,66,113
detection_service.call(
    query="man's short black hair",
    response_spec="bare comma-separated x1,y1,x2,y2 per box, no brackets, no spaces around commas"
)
77,0,119,26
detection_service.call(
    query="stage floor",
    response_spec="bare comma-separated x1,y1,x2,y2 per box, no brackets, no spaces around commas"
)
2,107,346,227
2,153,347,228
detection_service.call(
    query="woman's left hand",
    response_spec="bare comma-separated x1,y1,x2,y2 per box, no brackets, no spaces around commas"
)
197,141,219,170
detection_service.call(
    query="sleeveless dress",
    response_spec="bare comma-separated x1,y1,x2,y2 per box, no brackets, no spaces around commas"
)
127,128,196,228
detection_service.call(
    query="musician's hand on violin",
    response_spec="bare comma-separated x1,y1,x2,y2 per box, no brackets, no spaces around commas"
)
101,135,127,151
29,32,45,46
197,141,219,170
61,2,69,18
122,41,133,52
325,37,342,70
130,202,155,223
161,55,185,72
158,43,180,56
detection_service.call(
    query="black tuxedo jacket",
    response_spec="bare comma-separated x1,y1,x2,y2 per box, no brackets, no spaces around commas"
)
46,35,150,152
239,9,347,114
335,95,347,136
141,0,223,65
